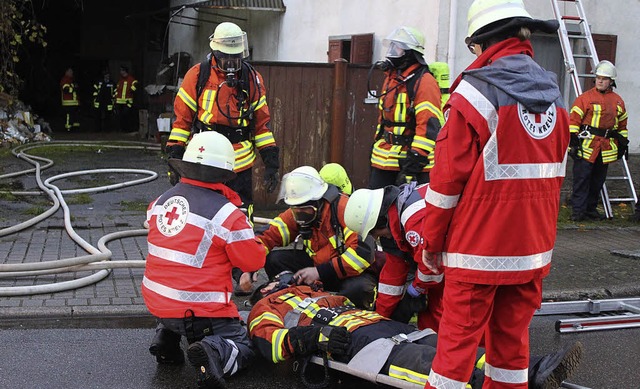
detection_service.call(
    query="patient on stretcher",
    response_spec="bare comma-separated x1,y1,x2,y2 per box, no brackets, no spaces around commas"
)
245,271,583,389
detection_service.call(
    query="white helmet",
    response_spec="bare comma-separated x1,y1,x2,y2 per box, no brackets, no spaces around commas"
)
466,0,531,41
168,132,236,182
278,166,328,206
344,188,384,238
595,60,616,80
209,22,249,58
384,26,425,57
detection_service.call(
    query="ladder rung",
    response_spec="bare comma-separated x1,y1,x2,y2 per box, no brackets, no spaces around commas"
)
608,198,636,202
607,176,631,180
568,35,587,39
577,73,595,78
562,16,583,21
573,54,593,58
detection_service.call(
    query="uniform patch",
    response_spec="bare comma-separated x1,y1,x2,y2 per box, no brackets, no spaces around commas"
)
405,230,421,247
517,102,557,140
156,196,189,237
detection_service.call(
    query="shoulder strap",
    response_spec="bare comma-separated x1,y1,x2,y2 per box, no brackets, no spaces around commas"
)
405,65,430,104
196,59,211,103
322,185,346,254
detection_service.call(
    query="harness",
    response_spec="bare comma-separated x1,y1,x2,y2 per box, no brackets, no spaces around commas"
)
579,124,617,139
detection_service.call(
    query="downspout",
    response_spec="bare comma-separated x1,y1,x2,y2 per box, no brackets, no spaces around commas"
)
448,0,458,79
330,59,348,164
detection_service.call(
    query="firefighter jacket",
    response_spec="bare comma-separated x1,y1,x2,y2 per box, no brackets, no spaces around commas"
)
93,80,116,111
247,285,387,363
142,178,266,319
569,87,628,164
421,38,570,285
371,63,444,172
116,74,138,107
376,183,443,319
168,58,276,173
60,75,79,107
258,188,374,284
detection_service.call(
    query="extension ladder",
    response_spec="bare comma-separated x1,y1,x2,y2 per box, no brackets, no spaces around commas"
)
535,298,640,333
551,0,637,218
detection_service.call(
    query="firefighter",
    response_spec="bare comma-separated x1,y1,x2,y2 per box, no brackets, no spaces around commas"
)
569,60,629,221
251,166,377,309
369,26,444,189
92,71,116,132
60,67,80,132
115,65,138,132
344,184,444,332
246,272,584,389
142,131,266,389
420,1,569,388
165,22,280,221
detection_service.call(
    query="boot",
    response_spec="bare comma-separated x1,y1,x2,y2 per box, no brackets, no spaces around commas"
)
149,328,184,365
187,341,226,389
530,341,583,389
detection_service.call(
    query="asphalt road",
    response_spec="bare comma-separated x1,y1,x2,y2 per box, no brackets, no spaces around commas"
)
0,316,637,389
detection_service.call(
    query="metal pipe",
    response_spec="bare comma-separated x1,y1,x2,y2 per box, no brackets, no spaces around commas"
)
330,59,348,164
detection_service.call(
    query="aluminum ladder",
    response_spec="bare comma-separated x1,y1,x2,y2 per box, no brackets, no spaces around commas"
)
535,298,640,333
551,0,637,218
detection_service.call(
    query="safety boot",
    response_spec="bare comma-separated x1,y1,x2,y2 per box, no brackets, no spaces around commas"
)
149,328,184,365
530,341,583,389
187,341,226,389
585,209,606,220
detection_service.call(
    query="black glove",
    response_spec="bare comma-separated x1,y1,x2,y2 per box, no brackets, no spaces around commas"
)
398,149,429,176
568,134,581,161
166,143,186,186
617,136,629,160
287,326,351,357
259,146,280,193
390,292,429,324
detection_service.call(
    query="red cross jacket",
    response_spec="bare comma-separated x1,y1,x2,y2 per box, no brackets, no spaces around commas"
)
142,178,266,318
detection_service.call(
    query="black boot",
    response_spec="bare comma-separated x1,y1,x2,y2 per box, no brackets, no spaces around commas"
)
529,341,583,389
149,328,185,365
187,341,226,389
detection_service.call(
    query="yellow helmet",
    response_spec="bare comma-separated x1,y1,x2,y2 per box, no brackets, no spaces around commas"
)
466,0,531,41
344,188,384,238
278,166,328,206
595,60,616,80
209,22,249,58
319,163,353,195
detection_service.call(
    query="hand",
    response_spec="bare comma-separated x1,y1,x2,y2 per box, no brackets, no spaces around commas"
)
422,250,442,274
294,267,320,285
264,167,279,193
165,143,186,160
568,146,580,161
317,326,351,355
390,292,428,323
399,149,428,176
167,166,181,186
287,325,351,357
239,272,258,293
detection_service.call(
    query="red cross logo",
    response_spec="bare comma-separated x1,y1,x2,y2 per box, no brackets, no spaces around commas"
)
164,207,180,225
199,146,205,153
533,112,542,123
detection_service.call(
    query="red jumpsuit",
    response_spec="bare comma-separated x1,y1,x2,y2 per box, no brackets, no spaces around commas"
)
422,38,569,388
376,183,444,332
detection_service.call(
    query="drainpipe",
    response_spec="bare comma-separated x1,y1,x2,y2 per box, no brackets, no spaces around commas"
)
448,0,458,78
330,59,348,164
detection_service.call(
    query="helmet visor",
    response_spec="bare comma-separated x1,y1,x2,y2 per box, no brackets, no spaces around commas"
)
385,41,407,59
214,52,243,73
291,205,318,227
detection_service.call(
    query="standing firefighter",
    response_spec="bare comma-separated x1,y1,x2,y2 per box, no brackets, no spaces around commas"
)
92,71,116,132
143,131,266,389
569,60,628,221
369,26,444,189
421,1,570,388
60,67,80,131
115,65,138,132
166,22,280,220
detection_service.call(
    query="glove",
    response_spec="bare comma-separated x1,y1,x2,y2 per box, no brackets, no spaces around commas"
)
259,146,280,193
166,143,186,186
398,149,429,176
617,136,629,160
286,325,351,357
390,291,428,324
395,171,415,186
568,133,581,161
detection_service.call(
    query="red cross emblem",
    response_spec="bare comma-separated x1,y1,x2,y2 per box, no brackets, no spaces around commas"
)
164,207,180,225
199,146,205,153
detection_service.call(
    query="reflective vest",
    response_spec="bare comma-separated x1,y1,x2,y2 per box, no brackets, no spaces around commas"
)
142,179,265,318
60,76,79,107
168,58,276,172
93,80,116,111
247,285,386,363
569,87,628,164
423,39,570,285
371,63,443,172
116,74,138,106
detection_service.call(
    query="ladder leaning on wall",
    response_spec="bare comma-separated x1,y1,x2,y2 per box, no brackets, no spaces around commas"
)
551,0,638,219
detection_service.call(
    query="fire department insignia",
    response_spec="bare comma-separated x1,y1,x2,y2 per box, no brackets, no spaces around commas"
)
405,230,421,247
517,102,556,140
156,196,189,237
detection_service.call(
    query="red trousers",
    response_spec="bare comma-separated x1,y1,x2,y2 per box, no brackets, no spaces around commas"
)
425,278,542,389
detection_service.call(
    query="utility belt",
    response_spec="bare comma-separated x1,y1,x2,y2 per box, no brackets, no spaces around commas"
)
579,125,618,139
383,132,414,147
311,305,358,326
193,120,252,143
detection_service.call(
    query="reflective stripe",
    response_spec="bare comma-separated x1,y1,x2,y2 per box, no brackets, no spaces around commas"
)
425,187,459,209
485,362,528,384
148,242,208,268
427,370,467,389
444,249,553,271
416,269,444,283
249,312,283,332
223,338,239,375
378,283,404,296
271,329,288,362
177,87,197,112
457,80,566,181
476,354,486,370
400,199,425,226
341,247,369,274
270,217,291,246
142,276,231,303
389,364,428,385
